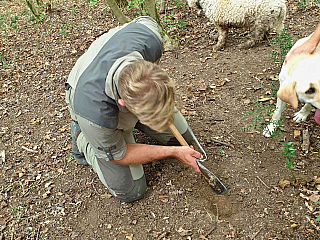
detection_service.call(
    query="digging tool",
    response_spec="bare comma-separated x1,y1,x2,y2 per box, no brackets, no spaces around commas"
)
168,124,227,195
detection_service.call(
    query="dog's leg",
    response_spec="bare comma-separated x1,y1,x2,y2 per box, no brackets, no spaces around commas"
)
263,97,286,137
293,103,313,123
212,26,228,51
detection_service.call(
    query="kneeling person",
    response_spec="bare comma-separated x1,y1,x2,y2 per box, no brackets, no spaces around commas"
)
65,16,201,203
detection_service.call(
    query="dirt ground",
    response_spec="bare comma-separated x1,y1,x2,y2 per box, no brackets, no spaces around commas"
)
1,0,320,239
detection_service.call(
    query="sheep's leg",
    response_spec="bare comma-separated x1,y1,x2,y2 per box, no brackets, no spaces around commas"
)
213,26,228,51
240,24,265,49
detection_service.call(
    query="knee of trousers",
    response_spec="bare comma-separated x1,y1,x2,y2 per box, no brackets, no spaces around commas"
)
115,175,147,203
167,128,193,146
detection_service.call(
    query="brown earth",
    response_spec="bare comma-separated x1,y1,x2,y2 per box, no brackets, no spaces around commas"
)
1,0,320,239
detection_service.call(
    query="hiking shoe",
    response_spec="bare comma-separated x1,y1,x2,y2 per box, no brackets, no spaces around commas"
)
71,121,89,166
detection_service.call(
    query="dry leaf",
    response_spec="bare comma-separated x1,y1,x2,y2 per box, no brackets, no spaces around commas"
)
278,179,290,189
243,99,250,104
125,234,133,240
177,226,192,236
42,191,50,199
181,109,187,114
159,196,168,203
216,80,226,86
309,194,320,203
294,130,301,137
198,86,207,91
199,235,208,239
258,97,271,102
30,118,40,125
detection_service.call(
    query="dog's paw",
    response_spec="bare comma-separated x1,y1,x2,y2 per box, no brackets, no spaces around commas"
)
293,111,308,123
263,122,277,138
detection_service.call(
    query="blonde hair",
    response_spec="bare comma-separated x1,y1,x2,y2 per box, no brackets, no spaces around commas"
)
118,60,175,132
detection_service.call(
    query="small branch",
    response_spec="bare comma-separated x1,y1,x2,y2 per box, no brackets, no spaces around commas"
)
21,146,38,153
36,225,41,240
89,177,104,196
256,176,270,189
250,227,262,239
204,223,216,237
211,139,234,148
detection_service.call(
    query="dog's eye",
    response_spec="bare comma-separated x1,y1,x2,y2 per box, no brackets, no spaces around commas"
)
305,87,316,94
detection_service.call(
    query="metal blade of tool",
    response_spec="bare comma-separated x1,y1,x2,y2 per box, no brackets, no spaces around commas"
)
168,124,227,195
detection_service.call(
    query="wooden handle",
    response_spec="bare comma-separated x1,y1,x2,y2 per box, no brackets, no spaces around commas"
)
168,123,189,146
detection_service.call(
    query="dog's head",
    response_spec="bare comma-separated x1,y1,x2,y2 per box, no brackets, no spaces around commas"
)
277,52,320,109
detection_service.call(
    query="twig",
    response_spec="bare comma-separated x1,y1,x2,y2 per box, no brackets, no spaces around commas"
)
250,227,262,239
203,207,213,222
211,139,234,148
89,177,104,196
21,146,38,153
204,223,216,237
256,176,270,189
36,225,41,240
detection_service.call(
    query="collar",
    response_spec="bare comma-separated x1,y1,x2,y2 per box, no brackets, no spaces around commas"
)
105,51,144,112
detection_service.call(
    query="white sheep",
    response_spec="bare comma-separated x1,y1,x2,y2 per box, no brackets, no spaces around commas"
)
187,0,287,51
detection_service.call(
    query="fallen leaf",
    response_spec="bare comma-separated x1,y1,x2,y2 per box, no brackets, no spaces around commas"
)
216,80,226,86
198,86,207,91
159,196,168,203
243,99,250,104
294,130,301,137
42,191,51,199
125,234,133,240
199,235,208,239
278,179,290,189
258,97,271,102
309,194,320,203
30,118,40,125
177,226,192,236
181,109,187,114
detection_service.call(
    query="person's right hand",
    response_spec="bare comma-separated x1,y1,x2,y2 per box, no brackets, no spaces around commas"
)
173,146,202,173
285,40,317,64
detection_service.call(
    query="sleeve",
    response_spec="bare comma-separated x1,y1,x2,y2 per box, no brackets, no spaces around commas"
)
84,121,127,161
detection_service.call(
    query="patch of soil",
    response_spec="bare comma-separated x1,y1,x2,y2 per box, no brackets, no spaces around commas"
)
0,0,320,239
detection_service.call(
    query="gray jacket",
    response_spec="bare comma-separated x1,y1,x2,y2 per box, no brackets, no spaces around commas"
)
67,16,163,130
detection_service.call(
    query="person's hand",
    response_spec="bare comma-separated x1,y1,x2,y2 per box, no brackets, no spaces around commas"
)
285,40,317,64
173,146,202,173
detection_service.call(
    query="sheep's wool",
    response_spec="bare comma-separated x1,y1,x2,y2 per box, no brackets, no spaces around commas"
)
196,0,286,32
187,0,286,50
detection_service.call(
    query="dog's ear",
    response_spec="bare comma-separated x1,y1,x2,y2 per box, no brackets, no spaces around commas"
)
277,80,298,109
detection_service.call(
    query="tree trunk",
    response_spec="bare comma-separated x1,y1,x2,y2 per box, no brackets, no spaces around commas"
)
144,0,178,50
160,0,165,13
106,0,128,24
25,0,40,18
